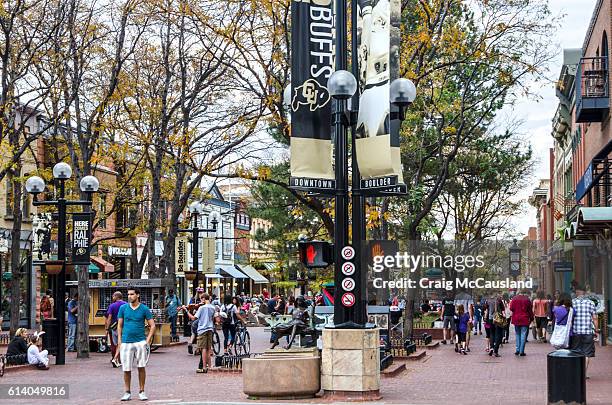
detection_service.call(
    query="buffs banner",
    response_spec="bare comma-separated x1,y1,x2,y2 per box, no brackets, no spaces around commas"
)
356,0,404,184
289,0,335,192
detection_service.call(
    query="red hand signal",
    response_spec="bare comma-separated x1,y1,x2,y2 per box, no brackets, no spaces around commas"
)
306,244,317,264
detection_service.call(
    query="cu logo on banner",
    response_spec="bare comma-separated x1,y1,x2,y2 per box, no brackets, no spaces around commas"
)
341,292,355,307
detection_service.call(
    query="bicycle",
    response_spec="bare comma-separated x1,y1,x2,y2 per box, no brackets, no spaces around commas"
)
233,323,250,355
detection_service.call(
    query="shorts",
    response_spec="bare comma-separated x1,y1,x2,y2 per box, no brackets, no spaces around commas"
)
197,331,213,350
536,317,548,329
570,334,595,358
120,341,150,372
457,332,466,343
443,316,455,329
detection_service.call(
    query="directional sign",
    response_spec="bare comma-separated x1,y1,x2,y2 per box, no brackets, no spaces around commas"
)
341,246,355,260
342,277,355,292
341,292,355,307
341,262,355,276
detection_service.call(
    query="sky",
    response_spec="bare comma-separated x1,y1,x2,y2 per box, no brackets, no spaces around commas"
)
511,0,598,236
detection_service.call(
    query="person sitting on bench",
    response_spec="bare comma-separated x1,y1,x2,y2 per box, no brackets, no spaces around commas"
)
27,332,49,370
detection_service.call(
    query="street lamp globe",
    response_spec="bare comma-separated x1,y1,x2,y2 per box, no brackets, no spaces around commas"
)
79,175,100,193
390,78,417,107
52,162,72,180
328,70,357,100
208,210,221,227
188,201,203,214
25,176,46,194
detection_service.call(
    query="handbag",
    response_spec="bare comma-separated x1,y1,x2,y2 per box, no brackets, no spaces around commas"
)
493,312,507,328
550,307,573,349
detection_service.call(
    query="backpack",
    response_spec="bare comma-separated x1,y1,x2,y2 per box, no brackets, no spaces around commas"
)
222,304,236,326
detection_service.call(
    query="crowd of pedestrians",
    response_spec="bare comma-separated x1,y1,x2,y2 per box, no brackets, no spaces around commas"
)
433,284,600,377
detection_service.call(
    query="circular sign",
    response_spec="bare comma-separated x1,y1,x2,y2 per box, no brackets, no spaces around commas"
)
342,277,355,292
341,246,355,260
341,262,355,276
341,292,355,307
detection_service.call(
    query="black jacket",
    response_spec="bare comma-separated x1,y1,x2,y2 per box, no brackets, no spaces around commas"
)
6,336,28,356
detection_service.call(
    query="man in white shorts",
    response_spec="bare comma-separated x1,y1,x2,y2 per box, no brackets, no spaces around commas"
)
115,287,156,401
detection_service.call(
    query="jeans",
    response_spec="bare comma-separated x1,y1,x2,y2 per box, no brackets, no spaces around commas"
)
474,316,482,333
67,323,77,351
514,325,528,354
168,314,177,336
492,324,504,354
222,324,236,349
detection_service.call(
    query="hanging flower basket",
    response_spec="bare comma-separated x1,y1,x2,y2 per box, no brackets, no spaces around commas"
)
184,271,197,281
44,261,75,275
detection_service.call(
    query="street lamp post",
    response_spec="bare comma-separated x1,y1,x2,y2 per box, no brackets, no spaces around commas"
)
25,164,99,365
178,202,219,297
327,61,416,327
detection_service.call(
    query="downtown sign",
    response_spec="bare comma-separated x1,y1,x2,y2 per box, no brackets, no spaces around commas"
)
289,0,335,193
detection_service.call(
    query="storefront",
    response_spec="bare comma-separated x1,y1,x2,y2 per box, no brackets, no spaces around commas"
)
105,245,132,278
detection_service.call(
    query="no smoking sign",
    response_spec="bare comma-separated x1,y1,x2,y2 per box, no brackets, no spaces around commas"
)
341,292,355,307
341,246,355,260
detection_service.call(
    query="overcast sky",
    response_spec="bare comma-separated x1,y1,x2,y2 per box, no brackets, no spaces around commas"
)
511,0,598,236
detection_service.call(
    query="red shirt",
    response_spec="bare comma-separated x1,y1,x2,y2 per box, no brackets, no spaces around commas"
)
509,295,534,326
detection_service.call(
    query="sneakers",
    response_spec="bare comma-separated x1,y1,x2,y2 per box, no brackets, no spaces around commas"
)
441,340,447,344
121,392,131,401
139,391,148,401
187,344,193,355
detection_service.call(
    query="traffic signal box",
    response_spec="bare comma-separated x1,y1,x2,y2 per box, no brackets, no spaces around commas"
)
298,241,334,268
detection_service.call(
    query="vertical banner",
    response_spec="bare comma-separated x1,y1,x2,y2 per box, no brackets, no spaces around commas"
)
71,213,91,265
175,236,188,276
355,0,402,185
202,237,216,274
389,0,404,185
289,0,336,193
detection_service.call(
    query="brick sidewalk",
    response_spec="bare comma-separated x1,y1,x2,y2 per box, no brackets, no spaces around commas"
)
0,328,610,404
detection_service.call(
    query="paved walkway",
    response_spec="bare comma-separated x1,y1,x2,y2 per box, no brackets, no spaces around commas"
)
0,328,610,404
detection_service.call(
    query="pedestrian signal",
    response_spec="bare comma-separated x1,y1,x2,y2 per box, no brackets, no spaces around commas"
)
298,241,333,268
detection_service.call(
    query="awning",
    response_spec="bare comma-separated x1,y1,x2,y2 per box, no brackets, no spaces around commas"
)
217,265,248,279
91,256,115,272
263,262,277,271
578,207,612,224
235,265,268,284
88,263,100,274
205,273,222,279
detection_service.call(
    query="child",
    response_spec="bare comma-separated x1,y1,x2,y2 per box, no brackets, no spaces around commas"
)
27,332,49,370
456,304,470,355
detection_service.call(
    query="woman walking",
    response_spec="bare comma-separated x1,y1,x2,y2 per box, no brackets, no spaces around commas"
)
489,294,506,357
550,293,573,349
533,290,548,342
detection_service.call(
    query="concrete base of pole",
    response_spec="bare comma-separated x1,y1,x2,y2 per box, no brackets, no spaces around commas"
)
321,328,381,401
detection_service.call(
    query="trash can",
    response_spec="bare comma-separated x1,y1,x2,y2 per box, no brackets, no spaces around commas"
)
547,349,586,405
42,319,59,356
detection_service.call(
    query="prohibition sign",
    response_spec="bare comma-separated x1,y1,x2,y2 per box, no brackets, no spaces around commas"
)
341,262,355,276
341,292,356,307
341,246,355,260
342,277,355,292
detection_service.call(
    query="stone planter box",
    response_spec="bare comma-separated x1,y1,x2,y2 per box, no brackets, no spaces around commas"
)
413,328,444,340
243,349,320,399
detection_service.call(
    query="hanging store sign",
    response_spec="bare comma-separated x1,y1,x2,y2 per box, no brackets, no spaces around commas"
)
71,213,91,265
289,0,336,192
202,237,216,274
175,237,188,276
355,0,405,192
108,246,132,257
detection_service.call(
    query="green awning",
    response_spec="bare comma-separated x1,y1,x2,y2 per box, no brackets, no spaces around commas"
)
88,263,100,274
578,207,612,223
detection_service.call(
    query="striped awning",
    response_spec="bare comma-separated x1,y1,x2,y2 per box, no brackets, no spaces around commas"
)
263,262,277,271
235,265,268,284
217,265,248,279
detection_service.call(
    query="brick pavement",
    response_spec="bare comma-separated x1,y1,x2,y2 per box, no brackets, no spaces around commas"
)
0,328,610,405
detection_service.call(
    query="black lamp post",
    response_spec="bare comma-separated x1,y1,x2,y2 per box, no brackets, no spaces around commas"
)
326,4,417,327
178,202,219,297
25,163,99,365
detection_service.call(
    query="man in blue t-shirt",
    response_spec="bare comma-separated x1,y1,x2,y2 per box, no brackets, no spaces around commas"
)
115,287,156,402
67,293,78,351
